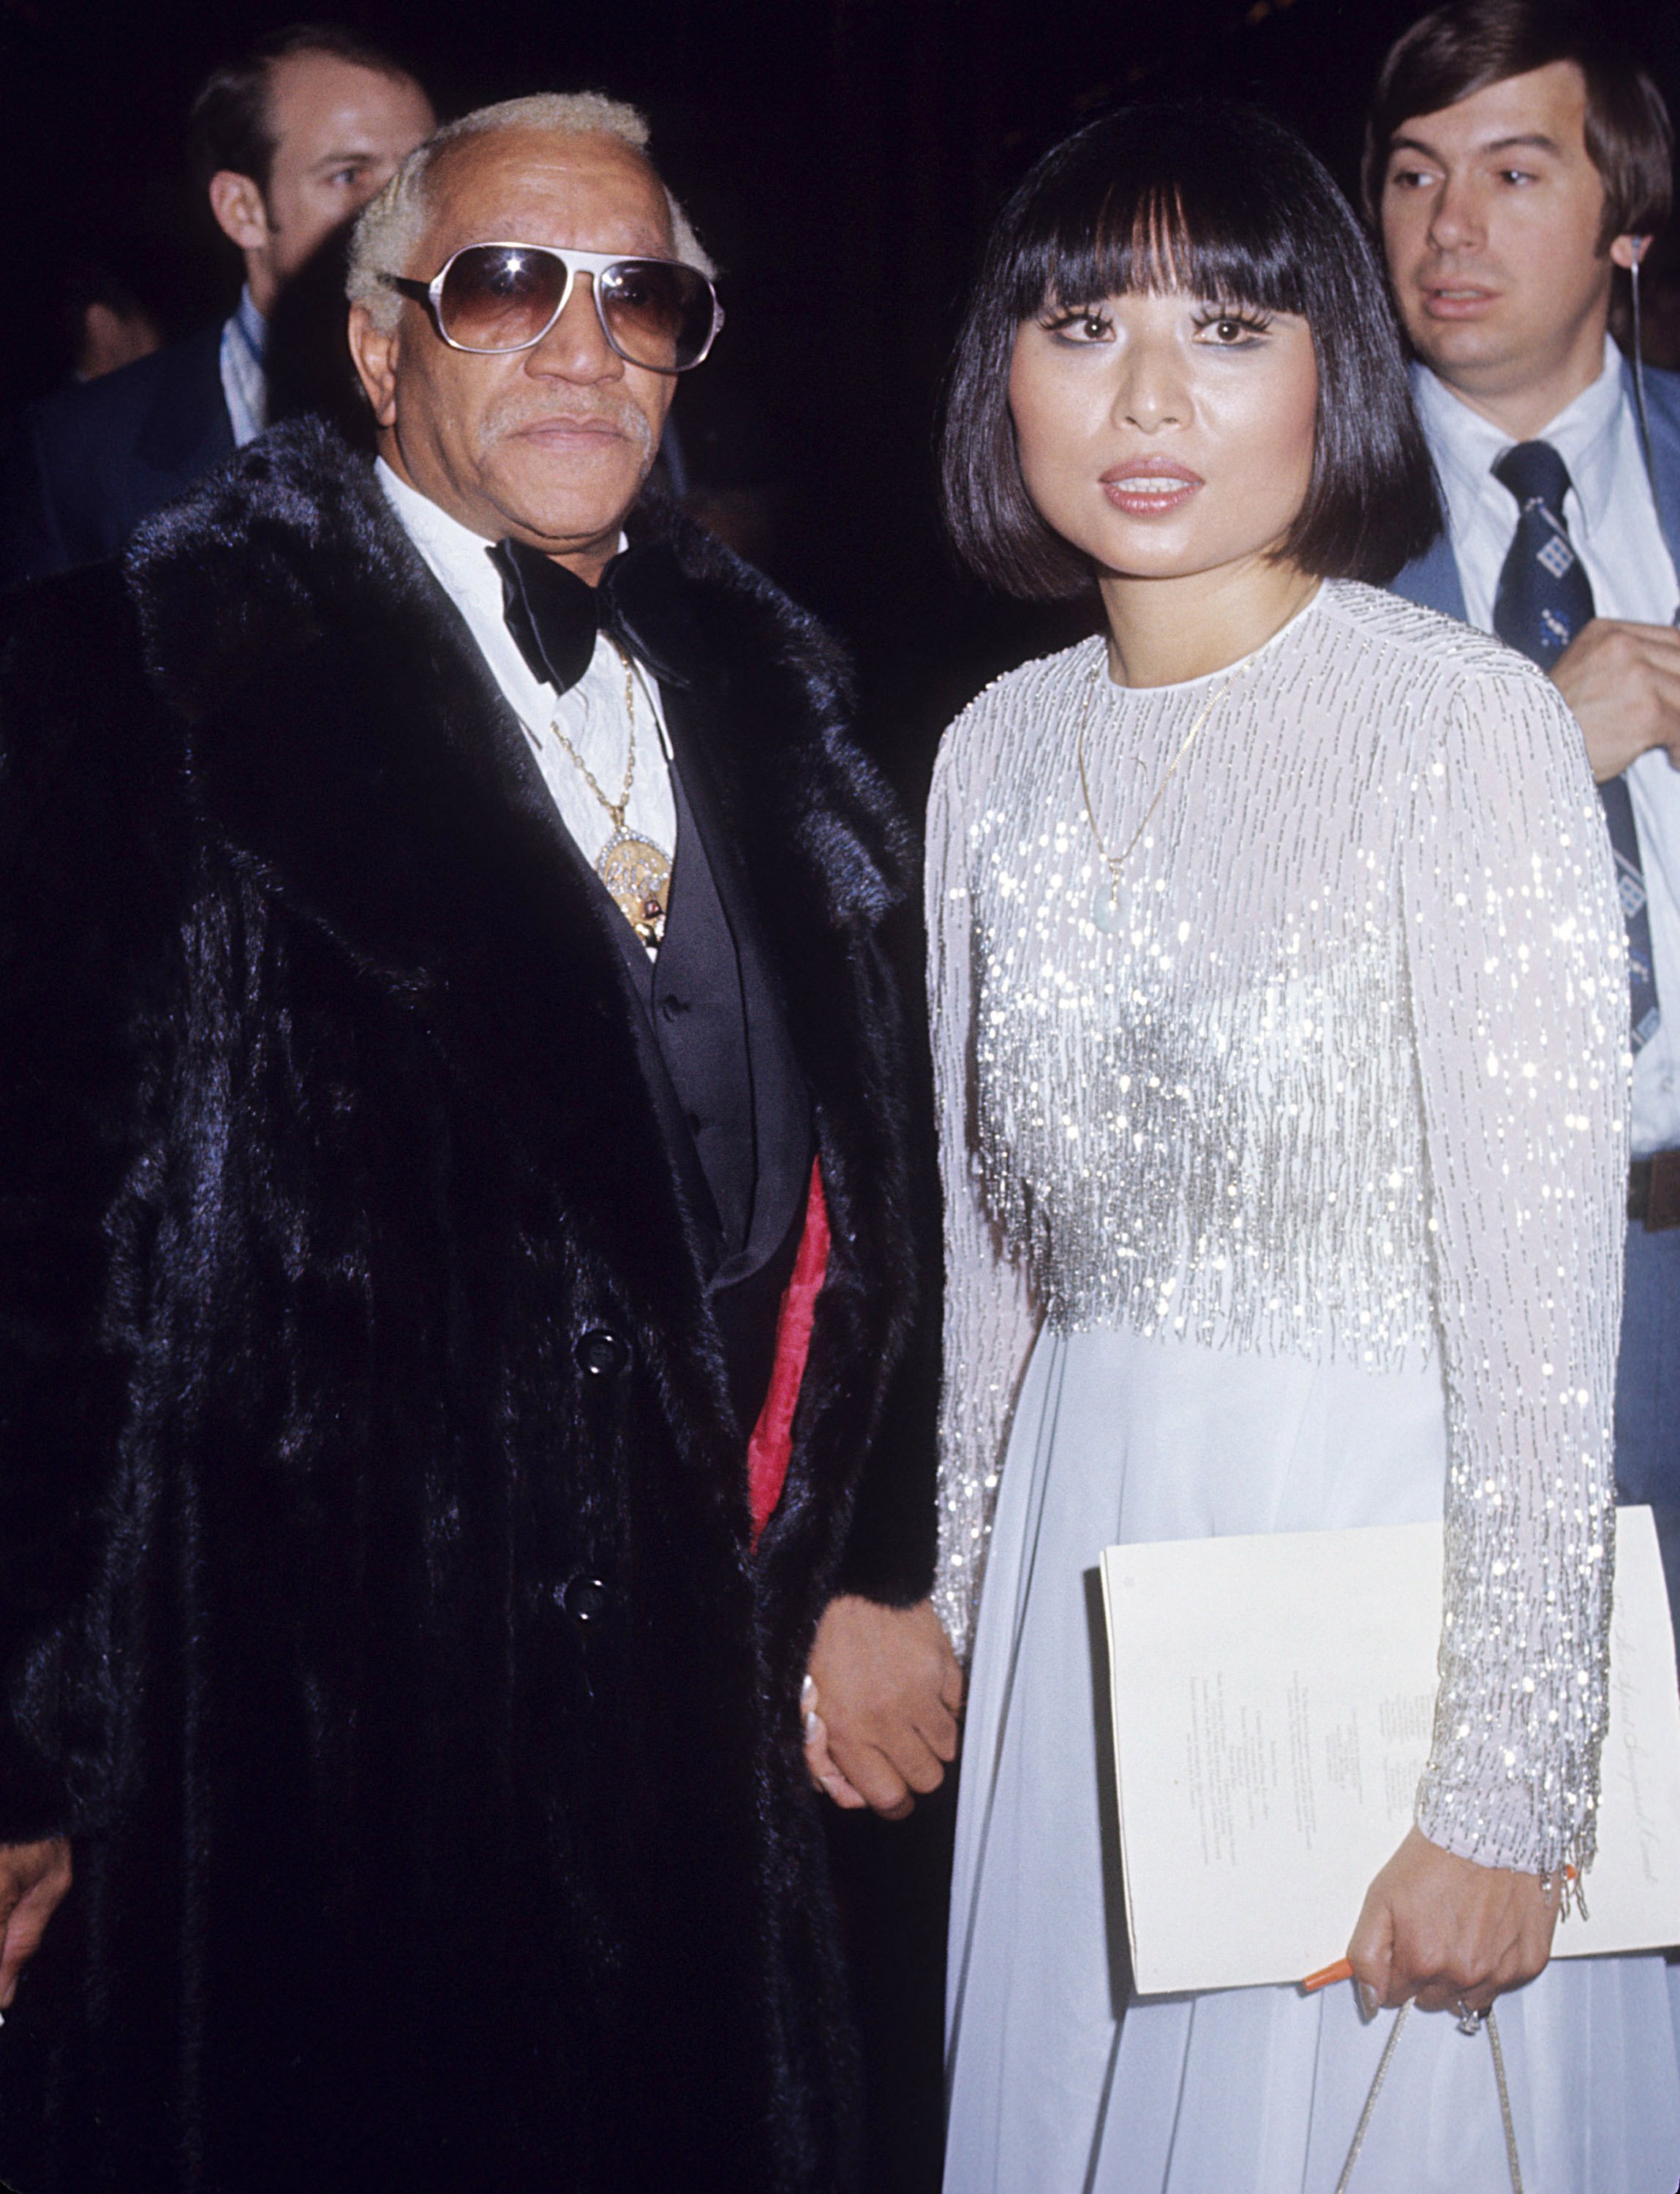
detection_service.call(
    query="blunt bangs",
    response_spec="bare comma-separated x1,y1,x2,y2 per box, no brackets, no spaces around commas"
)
941,102,1442,601
1006,177,1311,333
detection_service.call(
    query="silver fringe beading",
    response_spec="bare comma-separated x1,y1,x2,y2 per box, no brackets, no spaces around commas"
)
926,582,1627,1879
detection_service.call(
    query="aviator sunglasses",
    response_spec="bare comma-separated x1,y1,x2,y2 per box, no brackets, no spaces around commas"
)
381,242,723,374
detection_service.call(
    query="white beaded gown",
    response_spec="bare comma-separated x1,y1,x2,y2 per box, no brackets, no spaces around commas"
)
928,582,1680,2193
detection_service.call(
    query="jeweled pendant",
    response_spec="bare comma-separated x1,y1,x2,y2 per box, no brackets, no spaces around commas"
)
598,830,672,948
1091,876,1120,933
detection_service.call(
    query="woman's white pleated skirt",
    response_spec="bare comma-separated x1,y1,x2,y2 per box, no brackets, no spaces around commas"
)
943,1324,1680,2194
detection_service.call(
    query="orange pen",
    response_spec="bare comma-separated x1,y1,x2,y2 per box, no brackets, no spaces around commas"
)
1300,1957,1352,1994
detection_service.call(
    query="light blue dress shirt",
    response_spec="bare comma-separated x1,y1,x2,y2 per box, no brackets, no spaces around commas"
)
217,286,268,449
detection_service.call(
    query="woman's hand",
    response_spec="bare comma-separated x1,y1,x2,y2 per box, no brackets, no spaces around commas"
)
1346,1825,1560,2015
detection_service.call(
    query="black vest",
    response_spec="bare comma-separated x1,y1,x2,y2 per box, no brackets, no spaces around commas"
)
600,712,812,1436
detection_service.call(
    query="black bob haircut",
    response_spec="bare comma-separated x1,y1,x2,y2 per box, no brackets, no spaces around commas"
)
941,102,1442,600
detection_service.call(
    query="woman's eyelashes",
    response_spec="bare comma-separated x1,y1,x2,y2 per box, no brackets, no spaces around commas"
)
1037,300,1277,347
1040,306,1117,343
1189,307,1275,346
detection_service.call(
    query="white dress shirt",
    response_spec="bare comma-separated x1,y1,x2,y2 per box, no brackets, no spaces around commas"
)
219,287,268,449
375,459,678,891
1413,337,1680,1156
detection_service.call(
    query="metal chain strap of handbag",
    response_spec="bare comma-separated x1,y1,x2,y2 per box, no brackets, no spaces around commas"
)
1333,2002,1524,2194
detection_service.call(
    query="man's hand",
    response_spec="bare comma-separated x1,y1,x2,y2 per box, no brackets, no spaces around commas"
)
802,1596,963,1822
1346,1825,1559,2016
0,1838,71,2011
1551,617,1680,780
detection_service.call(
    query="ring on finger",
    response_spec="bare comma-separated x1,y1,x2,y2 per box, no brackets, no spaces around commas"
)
1455,1997,1488,2036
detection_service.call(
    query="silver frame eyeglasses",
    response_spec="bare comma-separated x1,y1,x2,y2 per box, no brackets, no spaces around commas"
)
380,241,724,374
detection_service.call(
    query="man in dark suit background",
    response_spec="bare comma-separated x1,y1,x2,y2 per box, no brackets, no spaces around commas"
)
0,23,432,589
1374,0,1680,1643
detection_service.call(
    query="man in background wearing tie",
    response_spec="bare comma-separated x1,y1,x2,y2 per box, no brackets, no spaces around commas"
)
1374,0,1680,1643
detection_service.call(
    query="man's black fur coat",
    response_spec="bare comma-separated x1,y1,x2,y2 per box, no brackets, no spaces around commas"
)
0,421,937,2194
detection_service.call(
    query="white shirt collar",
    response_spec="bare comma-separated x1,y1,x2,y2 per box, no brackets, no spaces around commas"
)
375,457,509,619
1411,333,1629,548
374,457,630,623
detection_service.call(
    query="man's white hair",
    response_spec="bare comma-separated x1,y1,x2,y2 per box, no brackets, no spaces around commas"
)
347,92,715,332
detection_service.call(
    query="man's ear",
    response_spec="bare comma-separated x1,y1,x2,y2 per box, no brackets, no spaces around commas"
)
208,170,271,254
348,303,400,429
1610,233,1651,272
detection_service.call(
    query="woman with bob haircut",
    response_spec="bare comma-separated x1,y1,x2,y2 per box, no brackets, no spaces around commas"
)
930,100,1676,2189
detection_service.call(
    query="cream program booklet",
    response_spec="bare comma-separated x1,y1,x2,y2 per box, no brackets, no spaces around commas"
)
1099,1506,1680,1996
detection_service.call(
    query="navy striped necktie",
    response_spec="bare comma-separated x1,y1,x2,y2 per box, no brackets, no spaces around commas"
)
1491,438,1660,1054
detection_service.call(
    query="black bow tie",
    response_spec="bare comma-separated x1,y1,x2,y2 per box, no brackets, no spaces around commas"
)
490,535,641,695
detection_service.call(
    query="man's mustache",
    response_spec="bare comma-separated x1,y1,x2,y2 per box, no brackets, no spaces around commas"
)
481,396,655,456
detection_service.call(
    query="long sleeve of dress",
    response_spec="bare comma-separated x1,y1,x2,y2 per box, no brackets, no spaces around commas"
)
1404,662,1627,1877
926,721,1041,1660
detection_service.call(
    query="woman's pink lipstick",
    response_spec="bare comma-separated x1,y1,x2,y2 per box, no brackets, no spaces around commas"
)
1099,456,1204,516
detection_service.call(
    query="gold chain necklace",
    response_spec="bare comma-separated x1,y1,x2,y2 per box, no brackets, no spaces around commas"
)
1077,647,1256,932
547,643,672,949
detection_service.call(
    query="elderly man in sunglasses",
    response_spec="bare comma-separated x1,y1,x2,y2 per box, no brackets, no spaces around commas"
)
0,91,953,2194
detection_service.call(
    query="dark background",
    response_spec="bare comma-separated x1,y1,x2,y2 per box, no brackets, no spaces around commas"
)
1,1,1673,2184
5,0,1675,794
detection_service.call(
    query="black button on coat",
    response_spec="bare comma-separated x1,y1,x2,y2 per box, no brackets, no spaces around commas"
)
0,422,938,2194
576,1327,631,1377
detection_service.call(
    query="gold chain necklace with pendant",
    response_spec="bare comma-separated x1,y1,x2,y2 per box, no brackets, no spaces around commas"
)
547,642,673,949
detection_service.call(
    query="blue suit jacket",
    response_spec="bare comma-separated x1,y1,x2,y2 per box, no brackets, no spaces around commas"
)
0,325,234,592
1392,358,1680,615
